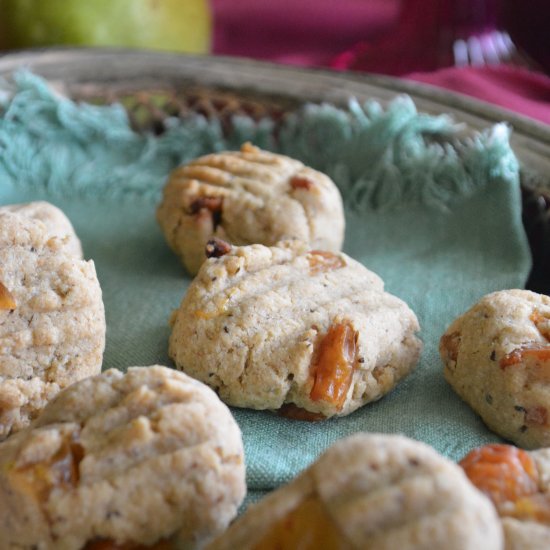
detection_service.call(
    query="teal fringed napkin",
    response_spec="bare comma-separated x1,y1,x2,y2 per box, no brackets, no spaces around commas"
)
0,71,531,504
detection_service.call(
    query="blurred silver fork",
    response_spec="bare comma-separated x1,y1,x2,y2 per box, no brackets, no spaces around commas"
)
452,28,541,70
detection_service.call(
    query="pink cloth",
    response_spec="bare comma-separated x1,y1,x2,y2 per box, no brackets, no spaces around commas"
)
212,0,400,67
211,0,550,125
407,66,550,125
332,0,501,76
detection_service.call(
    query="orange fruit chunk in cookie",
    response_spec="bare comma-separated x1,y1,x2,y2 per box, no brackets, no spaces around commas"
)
531,310,550,341
439,331,460,362
289,176,314,191
205,237,232,259
253,494,345,550
501,345,550,368
460,444,550,523
13,432,84,503
310,321,358,410
307,251,345,276
188,196,223,217
187,195,224,234
460,444,538,503
0,281,16,310
500,345,550,384
512,493,550,524
499,309,550,372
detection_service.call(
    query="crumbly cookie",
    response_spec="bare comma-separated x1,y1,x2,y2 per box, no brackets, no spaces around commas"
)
156,143,345,275
0,211,105,440
460,443,550,550
0,201,83,258
0,365,246,550
440,289,550,448
207,433,503,550
169,239,421,419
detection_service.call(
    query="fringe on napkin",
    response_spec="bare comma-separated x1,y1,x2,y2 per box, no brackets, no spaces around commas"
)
0,70,519,211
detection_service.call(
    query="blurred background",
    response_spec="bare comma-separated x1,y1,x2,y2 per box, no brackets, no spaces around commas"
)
0,0,548,74
214,0,550,75
0,0,548,121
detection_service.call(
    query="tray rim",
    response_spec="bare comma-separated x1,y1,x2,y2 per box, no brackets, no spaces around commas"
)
0,47,548,136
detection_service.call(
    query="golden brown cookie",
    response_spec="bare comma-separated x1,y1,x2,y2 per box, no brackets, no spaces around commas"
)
0,201,83,258
156,143,345,275
169,239,421,419
440,289,550,448
0,211,105,440
207,433,503,550
0,366,246,549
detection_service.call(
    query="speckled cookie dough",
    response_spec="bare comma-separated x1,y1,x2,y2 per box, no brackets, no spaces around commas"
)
0,366,246,550
460,443,550,550
440,289,550,449
0,211,105,440
156,143,345,275
169,239,421,420
0,201,83,258
207,433,503,550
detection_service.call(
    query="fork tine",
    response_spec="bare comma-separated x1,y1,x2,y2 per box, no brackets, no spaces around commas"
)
479,33,500,65
467,36,485,66
453,39,469,67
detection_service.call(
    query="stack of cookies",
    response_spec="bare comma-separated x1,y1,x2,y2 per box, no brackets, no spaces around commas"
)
158,143,423,422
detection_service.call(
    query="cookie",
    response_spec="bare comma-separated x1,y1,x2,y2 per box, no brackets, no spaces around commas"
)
207,433,503,550
169,239,421,419
0,365,246,549
156,142,345,275
0,211,105,440
440,289,550,448
460,443,550,550
0,201,83,258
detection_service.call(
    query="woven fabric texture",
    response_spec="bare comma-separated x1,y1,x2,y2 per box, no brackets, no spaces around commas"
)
0,71,531,504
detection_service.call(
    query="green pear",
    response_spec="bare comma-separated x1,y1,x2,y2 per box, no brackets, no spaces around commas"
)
0,0,211,53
